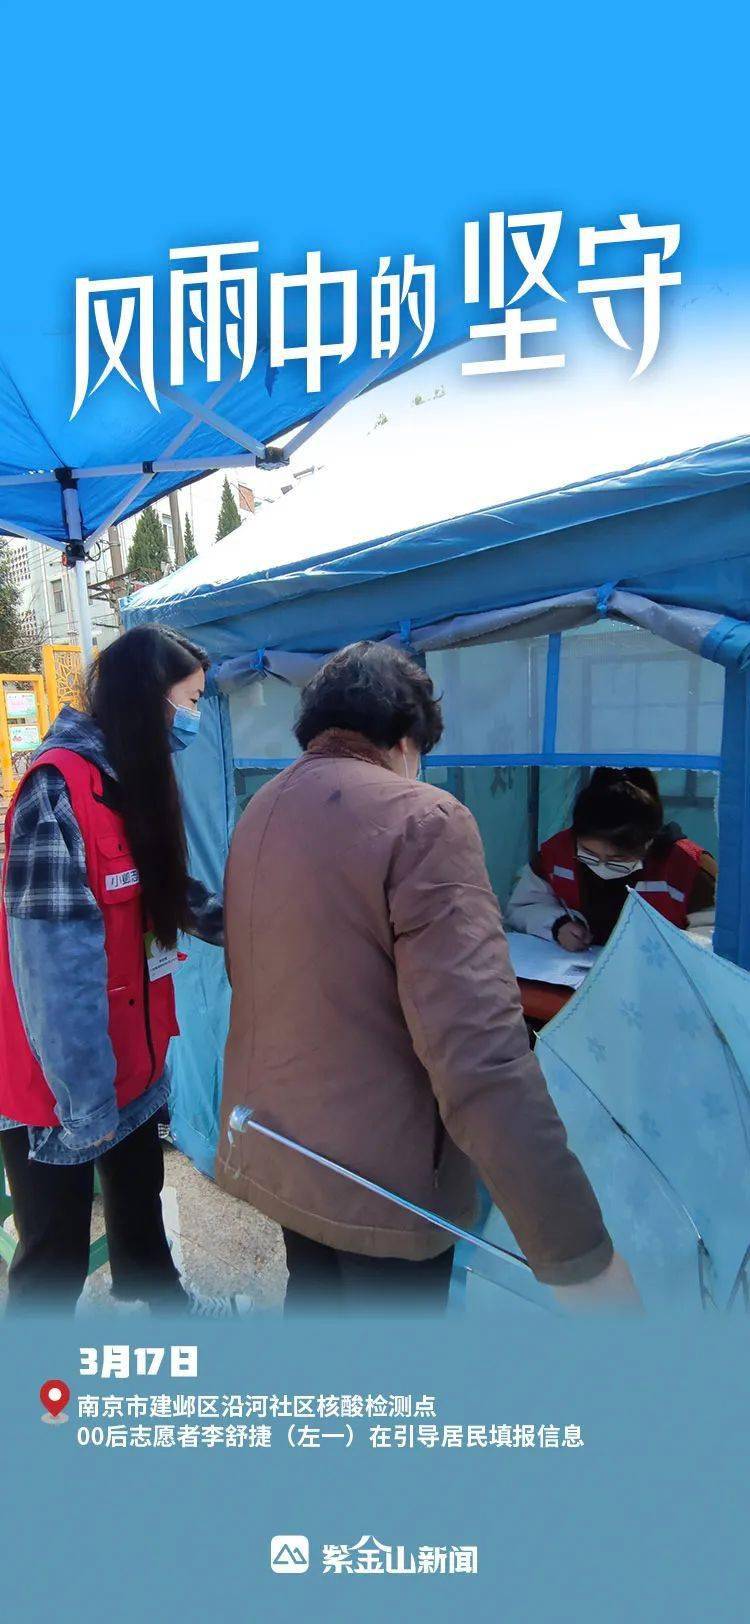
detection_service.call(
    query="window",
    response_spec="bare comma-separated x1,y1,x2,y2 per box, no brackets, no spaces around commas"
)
51,579,65,615
234,766,278,820
424,763,719,911
228,623,725,911
554,621,724,760
426,639,548,757
229,677,299,764
426,622,724,767
424,762,533,907
4,543,29,586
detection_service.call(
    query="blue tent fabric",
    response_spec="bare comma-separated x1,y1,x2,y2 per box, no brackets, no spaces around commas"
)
0,335,461,547
124,435,750,656
701,616,750,670
120,430,750,1185
715,668,750,968
455,894,750,1315
216,592,747,688
124,429,750,969
170,684,234,1174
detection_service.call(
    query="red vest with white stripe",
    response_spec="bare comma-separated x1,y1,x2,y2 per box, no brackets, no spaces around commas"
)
0,748,179,1128
538,827,703,929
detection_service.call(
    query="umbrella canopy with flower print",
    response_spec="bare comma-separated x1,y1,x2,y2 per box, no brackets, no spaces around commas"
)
457,893,750,1314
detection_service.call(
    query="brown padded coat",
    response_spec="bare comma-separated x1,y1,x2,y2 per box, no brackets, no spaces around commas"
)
215,731,613,1285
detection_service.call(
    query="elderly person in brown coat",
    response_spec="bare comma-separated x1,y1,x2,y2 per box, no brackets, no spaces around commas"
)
216,643,637,1312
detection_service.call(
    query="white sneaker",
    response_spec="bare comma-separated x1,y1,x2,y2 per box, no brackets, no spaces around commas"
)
185,1289,254,1317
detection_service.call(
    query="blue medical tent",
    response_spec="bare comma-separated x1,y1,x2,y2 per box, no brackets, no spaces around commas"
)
121,405,750,1174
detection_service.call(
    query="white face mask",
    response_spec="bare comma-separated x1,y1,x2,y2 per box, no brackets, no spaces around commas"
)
577,846,643,881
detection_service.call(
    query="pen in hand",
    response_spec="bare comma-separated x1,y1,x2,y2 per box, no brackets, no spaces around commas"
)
555,902,593,954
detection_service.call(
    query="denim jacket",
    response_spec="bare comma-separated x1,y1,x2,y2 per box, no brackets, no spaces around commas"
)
0,707,222,1165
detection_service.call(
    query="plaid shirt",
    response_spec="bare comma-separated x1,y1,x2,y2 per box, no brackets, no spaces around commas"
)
0,707,222,1160
5,761,223,943
4,767,99,922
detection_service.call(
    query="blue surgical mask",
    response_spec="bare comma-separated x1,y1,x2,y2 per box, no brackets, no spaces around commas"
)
168,699,201,752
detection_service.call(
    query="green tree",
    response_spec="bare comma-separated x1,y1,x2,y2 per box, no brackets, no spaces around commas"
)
0,540,33,673
216,477,241,541
126,506,169,583
183,513,197,561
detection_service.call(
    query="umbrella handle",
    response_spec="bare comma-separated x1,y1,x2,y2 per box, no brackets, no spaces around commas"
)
227,1106,532,1276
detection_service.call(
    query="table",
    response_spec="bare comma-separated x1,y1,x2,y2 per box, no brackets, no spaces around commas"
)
517,977,574,1029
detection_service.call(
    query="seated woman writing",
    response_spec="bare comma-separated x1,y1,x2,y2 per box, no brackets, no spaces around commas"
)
506,767,717,952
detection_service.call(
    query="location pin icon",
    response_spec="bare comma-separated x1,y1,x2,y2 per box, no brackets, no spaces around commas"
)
40,1380,71,1423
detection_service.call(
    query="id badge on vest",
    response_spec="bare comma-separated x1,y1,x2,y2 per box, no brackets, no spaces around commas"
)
145,931,181,982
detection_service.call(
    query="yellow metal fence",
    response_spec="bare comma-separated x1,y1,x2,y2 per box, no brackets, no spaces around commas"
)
0,645,82,798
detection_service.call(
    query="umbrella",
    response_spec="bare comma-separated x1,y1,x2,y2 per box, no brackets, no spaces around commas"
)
459,893,750,1313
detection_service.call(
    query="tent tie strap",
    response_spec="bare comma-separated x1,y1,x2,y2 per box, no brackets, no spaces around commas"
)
597,581,618,615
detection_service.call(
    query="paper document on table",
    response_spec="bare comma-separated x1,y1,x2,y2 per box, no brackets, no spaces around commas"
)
505,930,601,989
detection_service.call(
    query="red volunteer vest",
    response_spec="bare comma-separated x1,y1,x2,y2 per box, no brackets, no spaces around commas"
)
538,827,704,929
0,748,179,1127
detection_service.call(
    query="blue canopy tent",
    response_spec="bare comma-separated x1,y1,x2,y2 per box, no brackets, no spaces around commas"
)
0,265,467,659
120,416,750,1173
0,255,478,1174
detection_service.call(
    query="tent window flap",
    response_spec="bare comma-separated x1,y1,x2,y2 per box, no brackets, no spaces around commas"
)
425,621,724,769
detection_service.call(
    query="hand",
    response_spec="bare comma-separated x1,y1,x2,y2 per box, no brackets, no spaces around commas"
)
556,919,593,953
89,1130,116,1148
552,1251,642,1314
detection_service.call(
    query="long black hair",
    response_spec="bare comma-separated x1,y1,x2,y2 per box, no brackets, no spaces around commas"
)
572,767,663,853
86,625,209,947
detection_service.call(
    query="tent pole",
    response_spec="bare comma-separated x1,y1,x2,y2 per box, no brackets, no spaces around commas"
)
58,475,95,665
715,667,750,970
73,558,95,665
281,349,409,463
155,379,267,459
83,374,243,552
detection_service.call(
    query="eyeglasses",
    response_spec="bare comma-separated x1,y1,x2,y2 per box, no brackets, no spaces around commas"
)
578,846,643,874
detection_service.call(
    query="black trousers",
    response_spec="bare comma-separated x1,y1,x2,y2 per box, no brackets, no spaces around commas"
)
282,1226,454,1313
1,1115,186,1315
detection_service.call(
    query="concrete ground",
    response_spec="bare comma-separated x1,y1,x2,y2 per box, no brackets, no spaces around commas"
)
0,1138,289,1312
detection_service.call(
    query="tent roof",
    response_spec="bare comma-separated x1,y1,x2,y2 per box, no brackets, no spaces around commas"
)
124,398,750,658
0,323,459,551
